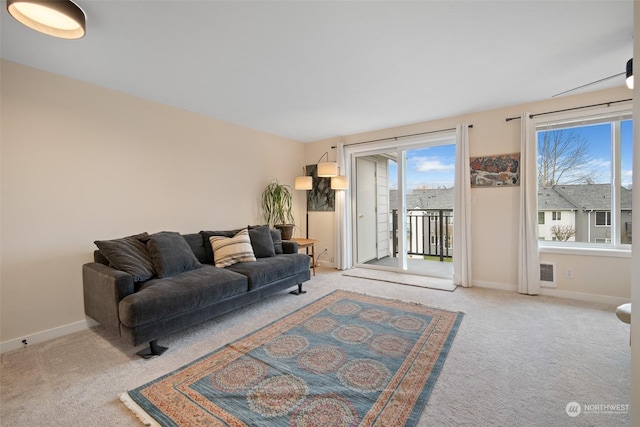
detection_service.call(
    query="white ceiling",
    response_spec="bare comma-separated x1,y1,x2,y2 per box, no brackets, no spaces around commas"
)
0,1,634,142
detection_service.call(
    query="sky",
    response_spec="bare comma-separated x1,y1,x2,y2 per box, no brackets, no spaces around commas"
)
388,144,456,191
388,119,633,192
544,119,633,188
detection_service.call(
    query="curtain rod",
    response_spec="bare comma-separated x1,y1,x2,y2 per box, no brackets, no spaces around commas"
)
505,98,632,122
331,124,473,149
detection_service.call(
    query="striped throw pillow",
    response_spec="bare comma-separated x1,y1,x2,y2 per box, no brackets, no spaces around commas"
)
209,228,257,267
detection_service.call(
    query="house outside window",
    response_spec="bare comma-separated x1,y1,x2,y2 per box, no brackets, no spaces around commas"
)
535,106,632,248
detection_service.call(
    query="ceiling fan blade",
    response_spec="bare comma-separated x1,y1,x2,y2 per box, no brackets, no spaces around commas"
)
552,71,625,97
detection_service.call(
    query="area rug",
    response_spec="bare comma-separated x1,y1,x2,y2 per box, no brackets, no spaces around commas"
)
342,268,456,292
120,290,464,427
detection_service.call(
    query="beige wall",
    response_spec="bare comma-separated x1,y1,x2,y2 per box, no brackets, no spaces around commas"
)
307,86,632,303
1,59,633,351
0,60,306,347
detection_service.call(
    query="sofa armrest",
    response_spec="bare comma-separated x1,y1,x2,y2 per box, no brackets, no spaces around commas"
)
282,240,299,254
82,262,135,335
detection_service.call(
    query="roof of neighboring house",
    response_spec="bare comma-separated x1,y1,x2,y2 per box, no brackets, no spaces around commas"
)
390,188,454,211
388,185,632,212
538,187,577,211
552,184,632,211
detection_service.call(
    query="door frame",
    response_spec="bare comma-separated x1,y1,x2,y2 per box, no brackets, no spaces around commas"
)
347,132,456,273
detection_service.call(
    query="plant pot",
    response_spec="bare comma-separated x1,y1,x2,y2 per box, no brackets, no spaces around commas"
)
275,224,294,240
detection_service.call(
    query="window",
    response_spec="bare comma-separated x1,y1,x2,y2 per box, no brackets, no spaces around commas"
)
595,211,611,226
536,107,632,248
595,238,612,243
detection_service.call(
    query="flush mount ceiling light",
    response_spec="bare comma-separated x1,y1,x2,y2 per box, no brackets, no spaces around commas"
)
7,0,86,39
626,58,633,89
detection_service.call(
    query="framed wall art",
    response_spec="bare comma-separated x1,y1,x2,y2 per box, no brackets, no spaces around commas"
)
470,153,520,187
306,164,335,211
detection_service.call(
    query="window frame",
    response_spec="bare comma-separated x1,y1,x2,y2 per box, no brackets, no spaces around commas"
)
595,211,611,227
533,104,632,253
538,211,545,225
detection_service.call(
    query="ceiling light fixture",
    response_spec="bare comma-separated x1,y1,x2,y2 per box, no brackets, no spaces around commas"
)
7,0,86,39
626,58,633,89
316,152,338,177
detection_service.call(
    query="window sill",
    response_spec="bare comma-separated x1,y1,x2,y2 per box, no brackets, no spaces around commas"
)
539,244,631,258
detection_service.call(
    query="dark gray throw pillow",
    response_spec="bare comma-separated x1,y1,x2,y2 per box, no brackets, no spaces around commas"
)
145,231,202,278
94,233,155,282
270,228,283,254
248,225,276,258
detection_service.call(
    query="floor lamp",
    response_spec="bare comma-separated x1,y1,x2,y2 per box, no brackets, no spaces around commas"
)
294,172,312,238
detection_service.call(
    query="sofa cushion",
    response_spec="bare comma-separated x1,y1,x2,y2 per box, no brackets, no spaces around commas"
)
209,229,257,268
226,253,310,291
248,225,276,258
270,228,283,254
200,229,240,264
145,231,202,278
182,233,208,264
118,265,248,328
94,233,155,282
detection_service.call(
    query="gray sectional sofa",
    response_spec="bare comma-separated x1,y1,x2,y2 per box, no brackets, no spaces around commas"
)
82,226,311,357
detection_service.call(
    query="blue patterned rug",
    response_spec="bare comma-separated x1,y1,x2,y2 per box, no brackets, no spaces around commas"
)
121,290,463,426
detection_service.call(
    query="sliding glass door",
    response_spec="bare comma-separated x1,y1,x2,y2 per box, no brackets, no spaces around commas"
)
352,134,455,278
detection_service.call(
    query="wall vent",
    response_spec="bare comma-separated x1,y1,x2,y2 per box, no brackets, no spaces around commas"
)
540,262,556,288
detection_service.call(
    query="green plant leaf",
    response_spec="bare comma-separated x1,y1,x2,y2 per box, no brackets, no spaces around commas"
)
261,179,294,227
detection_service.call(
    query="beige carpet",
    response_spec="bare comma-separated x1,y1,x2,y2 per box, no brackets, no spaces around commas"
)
0,267,630,426
343,267,456,291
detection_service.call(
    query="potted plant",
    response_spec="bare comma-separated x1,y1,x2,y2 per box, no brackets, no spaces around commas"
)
261,179,295,240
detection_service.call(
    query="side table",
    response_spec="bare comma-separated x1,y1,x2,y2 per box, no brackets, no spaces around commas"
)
291,238,317,277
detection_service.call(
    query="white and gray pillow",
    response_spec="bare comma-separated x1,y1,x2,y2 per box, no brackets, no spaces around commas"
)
209,229,257,268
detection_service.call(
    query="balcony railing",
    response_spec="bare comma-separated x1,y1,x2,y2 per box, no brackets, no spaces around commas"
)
392,209,453,261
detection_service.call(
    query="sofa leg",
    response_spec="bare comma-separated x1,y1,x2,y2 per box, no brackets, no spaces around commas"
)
290,283,307,295
136,340,168,359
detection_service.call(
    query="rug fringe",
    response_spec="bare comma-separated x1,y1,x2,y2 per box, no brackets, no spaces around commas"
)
119,392,161,427
335,289,466,315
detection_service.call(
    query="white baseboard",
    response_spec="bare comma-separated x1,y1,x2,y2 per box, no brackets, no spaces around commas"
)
0,318,98,354
316,260,336,269
472,280,629,306
473,280,518,292
539,288,630,307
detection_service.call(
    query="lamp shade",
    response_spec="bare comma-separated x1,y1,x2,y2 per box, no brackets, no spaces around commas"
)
7,0,86,39
294,176,312,190
331,175,349,190
626,58,634,89
317,161,338,177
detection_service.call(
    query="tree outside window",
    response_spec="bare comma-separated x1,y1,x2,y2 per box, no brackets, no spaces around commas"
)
536,111,632,248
